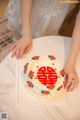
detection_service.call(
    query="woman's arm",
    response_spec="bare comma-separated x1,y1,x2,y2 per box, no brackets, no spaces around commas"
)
20,0,33,34
64,11,80,91
11,0,33,59
66,11,80,67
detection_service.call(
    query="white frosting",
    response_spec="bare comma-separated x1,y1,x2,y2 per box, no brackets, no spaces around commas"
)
22,56,65,97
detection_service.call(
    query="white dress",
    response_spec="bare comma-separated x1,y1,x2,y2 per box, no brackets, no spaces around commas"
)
5,0,75,38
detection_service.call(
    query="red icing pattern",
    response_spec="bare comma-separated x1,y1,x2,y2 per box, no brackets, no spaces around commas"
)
37,66,58,86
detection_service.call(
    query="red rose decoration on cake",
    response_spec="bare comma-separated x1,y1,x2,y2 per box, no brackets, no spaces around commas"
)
27,81,34,87
60,69,65,77
41,90,50,95
24,63,29,73
24,63,29,68
32,56,39,60
24,68,27,73
28,71,34,79
47,84,55,90
48,55,56,60
57,85,63,91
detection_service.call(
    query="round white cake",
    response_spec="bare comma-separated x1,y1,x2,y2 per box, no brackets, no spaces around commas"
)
21,55,65,98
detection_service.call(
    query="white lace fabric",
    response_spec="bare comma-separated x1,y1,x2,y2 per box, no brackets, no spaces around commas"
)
5,0,75,38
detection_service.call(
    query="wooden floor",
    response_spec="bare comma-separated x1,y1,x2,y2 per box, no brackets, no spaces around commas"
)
0,0,9,16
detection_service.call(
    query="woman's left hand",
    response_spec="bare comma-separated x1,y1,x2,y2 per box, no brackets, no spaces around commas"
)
64,64,79,92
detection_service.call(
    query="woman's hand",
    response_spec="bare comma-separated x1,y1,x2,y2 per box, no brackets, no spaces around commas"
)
11,37,32,59
64,11,80,92
64,64,79,92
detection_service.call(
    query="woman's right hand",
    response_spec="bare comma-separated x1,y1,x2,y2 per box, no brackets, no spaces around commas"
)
11,37,32,59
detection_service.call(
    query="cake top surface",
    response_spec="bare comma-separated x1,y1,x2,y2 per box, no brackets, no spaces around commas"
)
22,55,65,98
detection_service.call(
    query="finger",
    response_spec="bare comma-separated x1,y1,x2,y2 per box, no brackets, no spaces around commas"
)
11,46,18,58
15,46,22,59
20,44,32,59
24,44,32,54
64,74,72,89
67,79,76,92
20,46,27,58
72,78,79,90
11,43,17,51
64,74,68,87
